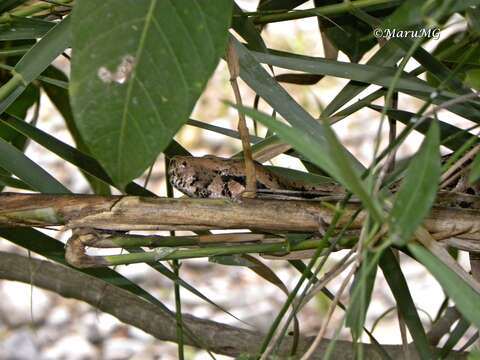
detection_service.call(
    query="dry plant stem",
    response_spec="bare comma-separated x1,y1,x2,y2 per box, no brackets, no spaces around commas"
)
426,307,461,345
420,92,479,122
440,145,480,186
415,226,480,294
300,264,357,360
226,39,257,198
299,254,357,311
2,192,480,242
261,251,357,359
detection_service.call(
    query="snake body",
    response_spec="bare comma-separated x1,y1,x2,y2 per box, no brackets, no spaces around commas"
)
168,155,342,199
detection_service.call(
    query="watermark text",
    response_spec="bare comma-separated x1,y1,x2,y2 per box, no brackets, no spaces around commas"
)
373,27,440,40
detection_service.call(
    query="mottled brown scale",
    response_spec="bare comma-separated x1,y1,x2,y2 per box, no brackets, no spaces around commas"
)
168,155,341,199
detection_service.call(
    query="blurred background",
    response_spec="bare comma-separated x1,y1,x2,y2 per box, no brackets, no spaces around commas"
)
0,0,476,359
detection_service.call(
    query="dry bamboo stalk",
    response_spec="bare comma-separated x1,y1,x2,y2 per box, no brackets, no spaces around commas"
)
1,193,480,244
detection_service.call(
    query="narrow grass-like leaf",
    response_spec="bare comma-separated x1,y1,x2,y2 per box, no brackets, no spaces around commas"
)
232,3,268,53
187,118,263,143
346,251,378,341
232,104,383,222
0,0,28,13
379,248,432,359
0,174,32,190
439,317,470,359
323,40,404,117
251,48,444,96
381,0,480,31
0,17,54,40
40,66,110,195
0,115,157,196
232,38,365,172
408,243,480,330
469,154,480,184
389,122,440,245
368,105,477,151
0,137,68,193
0,16,70,114
70,0,232,188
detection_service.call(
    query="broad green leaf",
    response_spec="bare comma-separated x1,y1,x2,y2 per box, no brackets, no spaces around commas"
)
70,0,232,188
232,104,383,222
379,249,432,359
408,243,480,330
0,16,70,114
0,136,68,193
389,122,440,245
346,251,378,341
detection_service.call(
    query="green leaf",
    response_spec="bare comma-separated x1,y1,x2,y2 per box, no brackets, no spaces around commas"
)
321,15,376,63
439,317,470,359
466,69,480,90
251,48,440,95
346,251,378,341
0,17,54,40
389,122,440,245
379,249,432,359
0,83,39,151
0,174,32,190
0,0,28,13
368,105,477,152
0,136,68,193
0,15,71,114
408,243,480,330
70,0,232,188
323,40,404,117
41,66,110,195
469,153,480,184
232,38,364,172
0,115,153,196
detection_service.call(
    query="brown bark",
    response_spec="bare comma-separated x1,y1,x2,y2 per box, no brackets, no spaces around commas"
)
0,252,468,359
1,192,479,249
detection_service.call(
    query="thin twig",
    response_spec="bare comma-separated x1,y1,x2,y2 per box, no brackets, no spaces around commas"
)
226,39,257,198
300,264,357,360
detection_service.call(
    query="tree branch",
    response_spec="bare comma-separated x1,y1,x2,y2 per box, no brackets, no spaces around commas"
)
1,193,479,245
0,251,468,359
